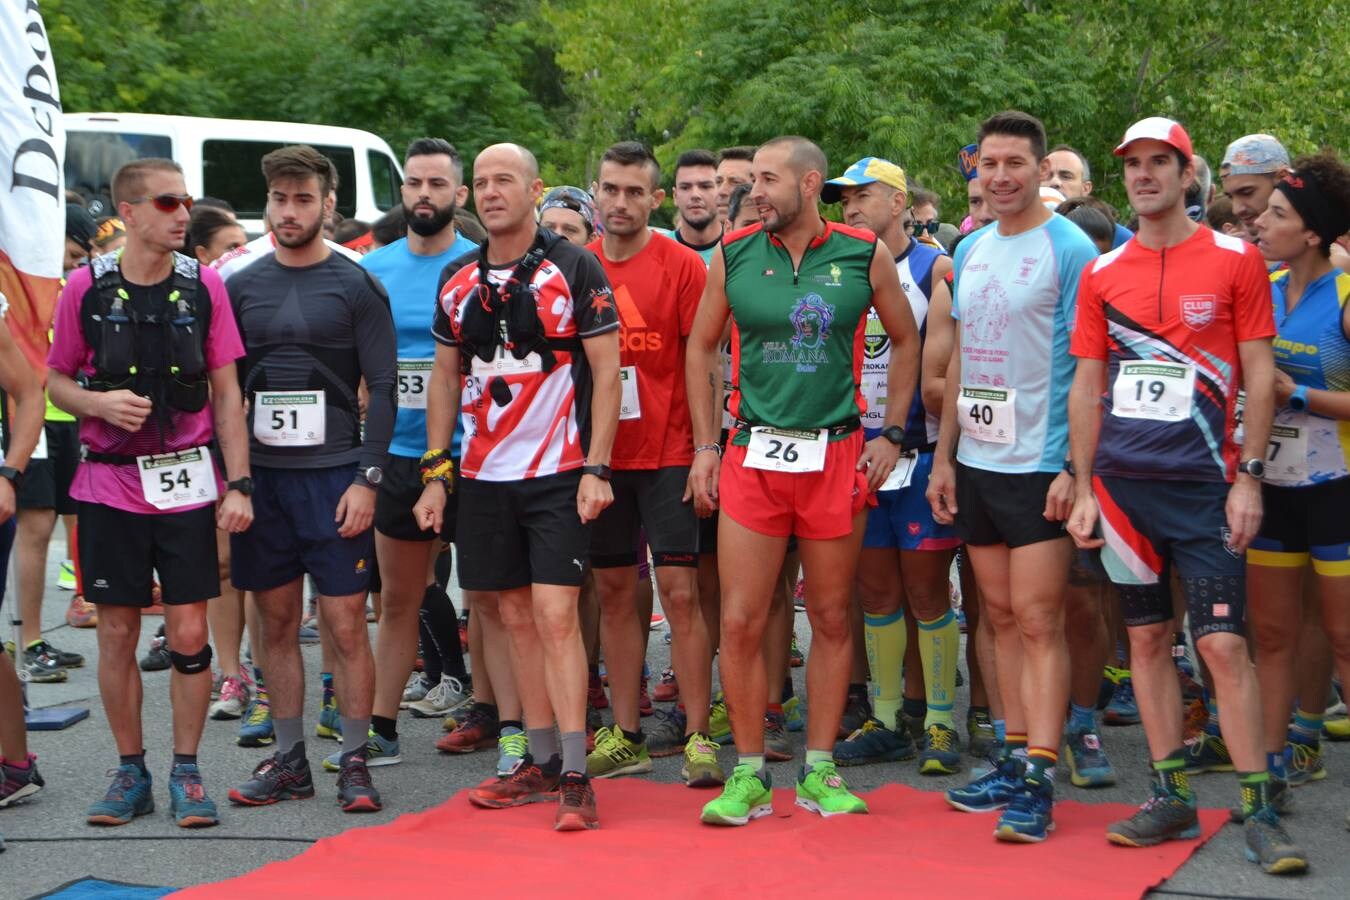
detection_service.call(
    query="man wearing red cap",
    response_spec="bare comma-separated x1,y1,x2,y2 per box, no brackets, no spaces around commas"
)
1066,117,1306,874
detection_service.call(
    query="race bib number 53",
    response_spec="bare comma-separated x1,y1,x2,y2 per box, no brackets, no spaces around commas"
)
744,427,827,473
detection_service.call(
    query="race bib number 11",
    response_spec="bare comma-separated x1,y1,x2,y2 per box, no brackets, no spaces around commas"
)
744,427,827,473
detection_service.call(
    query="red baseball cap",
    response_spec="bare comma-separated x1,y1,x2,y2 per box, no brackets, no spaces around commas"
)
1114,117,1193,161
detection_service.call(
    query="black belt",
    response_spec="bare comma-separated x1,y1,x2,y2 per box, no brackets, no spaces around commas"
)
731,416,860,437
82,441,218,466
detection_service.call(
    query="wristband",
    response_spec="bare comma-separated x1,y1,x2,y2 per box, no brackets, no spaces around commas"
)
1288,385,1309,412
694,443,723,457
419,448,454,485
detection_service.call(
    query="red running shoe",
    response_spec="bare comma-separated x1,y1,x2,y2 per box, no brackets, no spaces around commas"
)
555,772,599,830
469,759,560,809
653,666,679,703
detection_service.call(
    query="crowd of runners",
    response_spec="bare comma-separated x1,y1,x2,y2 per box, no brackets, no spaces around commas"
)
1,106,1348,878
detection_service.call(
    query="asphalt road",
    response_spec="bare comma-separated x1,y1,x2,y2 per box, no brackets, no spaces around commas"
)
2,544,1347,899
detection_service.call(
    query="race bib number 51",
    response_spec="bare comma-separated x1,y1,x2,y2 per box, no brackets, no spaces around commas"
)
744,427,827,473
254,390,326,447
956,386,1016,444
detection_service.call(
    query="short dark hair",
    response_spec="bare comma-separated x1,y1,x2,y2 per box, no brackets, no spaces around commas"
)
600,140,661,188
674,149,717,181
977,110,1048,162
1056,195,1118,223
187,205,239,253
112,158,183,206
1064,205,1113,248
371,206,406,246
717,146,755,164
728,182,754,222
261,145,337,197
910,186,940,212
757,136,828,179
406,137,463,183
1048,144,1092,183
333,218,370,244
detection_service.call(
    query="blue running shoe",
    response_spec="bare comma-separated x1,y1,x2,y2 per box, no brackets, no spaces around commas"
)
169,763,219,828
783,695,805,733
1063,728,1116,787
1104,677,1141,726
919,723,963,775
316,696,342,740
834,717,916,767
946,756,1022,813
1184,732,1234,774
87,765,154,825
237,695,274,747
995,776,1054,842
322,731,401,771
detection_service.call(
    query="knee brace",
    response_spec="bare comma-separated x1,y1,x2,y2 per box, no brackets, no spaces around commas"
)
169,643,213,675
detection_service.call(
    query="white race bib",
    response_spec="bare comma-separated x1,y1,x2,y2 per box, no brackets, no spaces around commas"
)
1111,362,1194,422
619,366,641,421
396,359,433,410
254,390,326,447
469,349,543,377
31,425,48,460
744,427,827,473
1234,390,1247,445
137,447,218,510
879,449,919,492
1264,420,1309,485
956,386,1016,445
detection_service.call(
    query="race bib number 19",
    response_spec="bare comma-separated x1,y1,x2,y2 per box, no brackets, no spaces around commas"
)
137,447,218,510
254,390,326,447
744,427,827,473
1112,362,1194,422
956,386,1016,444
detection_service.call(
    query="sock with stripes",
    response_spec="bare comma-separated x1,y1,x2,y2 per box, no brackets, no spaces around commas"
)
1154,747,1192,801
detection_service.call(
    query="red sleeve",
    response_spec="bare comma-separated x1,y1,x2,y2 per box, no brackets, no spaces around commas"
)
1233,246,1277,341
1068,260,1108,360
677,249,706,338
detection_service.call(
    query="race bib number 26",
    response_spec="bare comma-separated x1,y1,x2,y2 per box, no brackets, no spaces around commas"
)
744,427,827,473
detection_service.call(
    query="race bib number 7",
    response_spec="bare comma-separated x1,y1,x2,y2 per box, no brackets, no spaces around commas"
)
956,386,1016,444
744,427,827,473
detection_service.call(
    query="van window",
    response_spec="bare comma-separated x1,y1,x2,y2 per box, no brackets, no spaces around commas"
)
203,140,357,220
369,150,401,211
65,131,173,211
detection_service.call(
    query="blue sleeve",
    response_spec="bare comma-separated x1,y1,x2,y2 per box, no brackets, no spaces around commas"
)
1051,218,1100,327
1112,222,1133,249
950,233,974,321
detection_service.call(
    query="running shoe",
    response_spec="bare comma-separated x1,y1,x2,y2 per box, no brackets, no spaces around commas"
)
919,722,963,775
316,695,342,740
587,669,609,710
28,639,83,669
901,707,926,745
209,675,249,721
1184,732,1234,774
681,733,725,787
323,731,400,771
1106,784,1199,846
995,777,1054,843
229,750,315,805
837,689,872,738
789,632,804,667
0,755,44,808
639,674,653,717
650,612,667,631
764,710,793,762
709,698,732,745
236,695,274,747
1104,676,1140,725
87,764,154,825
168,763,219,828
1228,777,1291,823
401,675,432,708
1243,807,1308,874
796,760,868,817
586,725,652,778
647,707,688,758
336,754,381,812
1283,740,1326,785
946,756,1023,813
1183,698,1209,743
496,729,527,776
468,757,559,808
967,708,996,758
65,594,97,628
16,641,67,683
409,676,470,719
436,704,499,753
555,772,599,830
700,763,772,825
783,695,805,732
1323,698,1350,741
834,717,915,767
1063,728,1116,787
138,631,170,673
653,666,679,703
57,559,77,591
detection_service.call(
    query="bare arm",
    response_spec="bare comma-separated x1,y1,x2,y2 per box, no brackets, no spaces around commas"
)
1065,357,1107,548
209,362,254,533
578,328,620,523
1227,338,1275,553
921,277,954,418
0,320,43,474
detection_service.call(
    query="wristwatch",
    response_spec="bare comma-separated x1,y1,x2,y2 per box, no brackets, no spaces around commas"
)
581,464,612,481
0,466,23,489
358,466,384,487
880,425,905,446
1288,385,1309,412
226,476,255,496
1240,458,1266,479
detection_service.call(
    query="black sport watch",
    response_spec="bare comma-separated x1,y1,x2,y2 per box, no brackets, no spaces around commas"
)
0,466,23,489
226,476,254,496
1240,458,1266,480
581,464,612,481
880,425,905,446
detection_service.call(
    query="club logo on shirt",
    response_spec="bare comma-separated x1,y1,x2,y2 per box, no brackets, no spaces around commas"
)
863,311,890,360
963,280,1011,345
790,293,835,351
813,263,844,287
1181,295,1216,331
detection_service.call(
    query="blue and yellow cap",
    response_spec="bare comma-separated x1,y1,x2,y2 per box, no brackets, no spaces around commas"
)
821,157,907,203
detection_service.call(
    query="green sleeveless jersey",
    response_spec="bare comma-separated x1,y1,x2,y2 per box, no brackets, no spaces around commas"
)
723,221,876,443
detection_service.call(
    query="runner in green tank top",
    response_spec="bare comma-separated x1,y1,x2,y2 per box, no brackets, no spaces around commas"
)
685,136,920,826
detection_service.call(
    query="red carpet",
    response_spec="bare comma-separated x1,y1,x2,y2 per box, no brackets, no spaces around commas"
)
176,781,1228,899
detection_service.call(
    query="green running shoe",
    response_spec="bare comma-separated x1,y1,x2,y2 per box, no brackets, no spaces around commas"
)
585,725,652,778
236,695,274,747
709,698,732,745
681,732,725,788
796,760,868,817
700,763,772,825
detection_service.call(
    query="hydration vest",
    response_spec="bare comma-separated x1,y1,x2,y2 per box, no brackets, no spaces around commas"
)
80,250,211,419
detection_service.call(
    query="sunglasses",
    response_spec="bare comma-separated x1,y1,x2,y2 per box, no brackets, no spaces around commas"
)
130,193,194,213
911,219,940,236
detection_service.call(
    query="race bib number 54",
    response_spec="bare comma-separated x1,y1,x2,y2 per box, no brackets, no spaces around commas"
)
137,447,218,510
744,427,827,473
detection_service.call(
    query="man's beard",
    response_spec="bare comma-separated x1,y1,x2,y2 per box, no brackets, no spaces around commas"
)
405,200,456,237
273,217,323,249
681,208,718,232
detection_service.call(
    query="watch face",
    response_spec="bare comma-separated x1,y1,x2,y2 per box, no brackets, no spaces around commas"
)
365,467,383,485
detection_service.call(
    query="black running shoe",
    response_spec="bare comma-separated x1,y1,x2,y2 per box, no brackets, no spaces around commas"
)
228,750,315,805
336,753,382,812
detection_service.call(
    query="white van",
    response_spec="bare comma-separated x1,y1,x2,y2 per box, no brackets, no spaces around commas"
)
63,112,404,234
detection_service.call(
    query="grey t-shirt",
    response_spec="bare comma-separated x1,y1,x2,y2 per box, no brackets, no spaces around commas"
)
226,251,396,472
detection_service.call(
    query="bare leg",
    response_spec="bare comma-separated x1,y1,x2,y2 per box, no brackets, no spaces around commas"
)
97,605,145,757
164,601,212,755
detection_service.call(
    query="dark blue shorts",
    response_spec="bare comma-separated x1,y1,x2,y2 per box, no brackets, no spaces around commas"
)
863,451,961,551
230,465,374,597
0,517,16,611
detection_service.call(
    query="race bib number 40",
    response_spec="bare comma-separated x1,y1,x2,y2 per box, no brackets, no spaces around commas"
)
137,447,218,510
956,386,1016,444
744,427,827,473
397,359,433,410
1112,362,1194,422
254,390,326,447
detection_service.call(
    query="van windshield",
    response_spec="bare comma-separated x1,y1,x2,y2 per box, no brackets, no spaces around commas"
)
65,131,173,214
204,140,357,220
